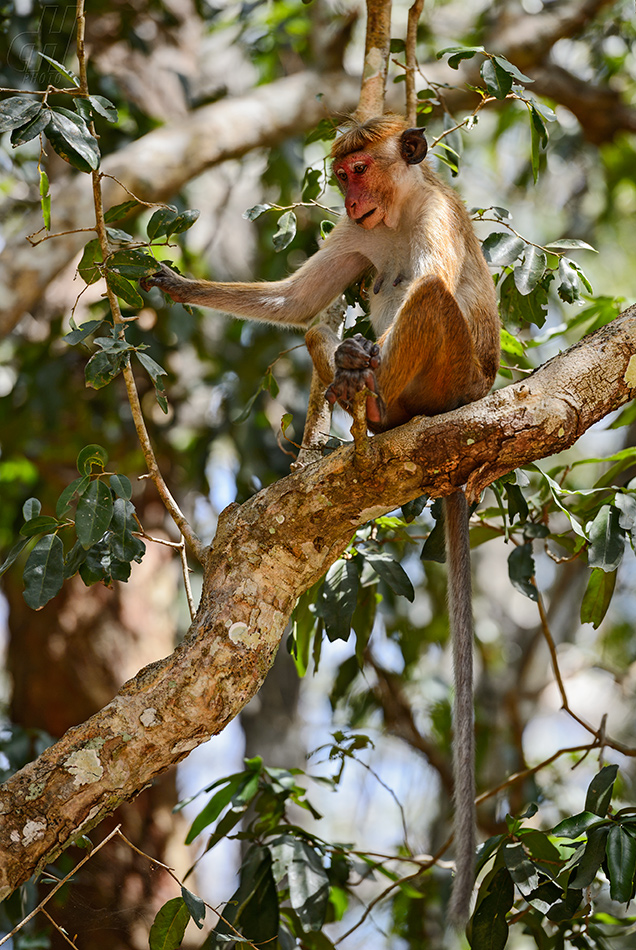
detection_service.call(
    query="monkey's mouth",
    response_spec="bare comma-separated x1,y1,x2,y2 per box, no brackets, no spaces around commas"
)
355,208,378,226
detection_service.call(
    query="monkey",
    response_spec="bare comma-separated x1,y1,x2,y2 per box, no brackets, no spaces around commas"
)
140,114,500,925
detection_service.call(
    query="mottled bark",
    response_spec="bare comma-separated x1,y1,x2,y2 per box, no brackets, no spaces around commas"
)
0,307,635,895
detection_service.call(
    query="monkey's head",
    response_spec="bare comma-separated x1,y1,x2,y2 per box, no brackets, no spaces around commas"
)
331,115,428,230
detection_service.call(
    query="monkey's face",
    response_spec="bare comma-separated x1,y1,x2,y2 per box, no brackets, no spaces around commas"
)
333,151,393,229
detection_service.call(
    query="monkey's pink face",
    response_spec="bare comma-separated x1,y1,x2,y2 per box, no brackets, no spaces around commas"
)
333,152,391,229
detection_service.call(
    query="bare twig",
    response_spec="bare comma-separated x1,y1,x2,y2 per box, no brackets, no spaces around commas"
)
0,825,122,947
73,1,205,565
40,909,80,949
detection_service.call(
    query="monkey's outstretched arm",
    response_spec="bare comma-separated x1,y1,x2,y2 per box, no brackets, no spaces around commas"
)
140,231,369,328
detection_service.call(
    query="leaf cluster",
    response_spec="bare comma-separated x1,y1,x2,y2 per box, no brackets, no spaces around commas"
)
0,444,145,608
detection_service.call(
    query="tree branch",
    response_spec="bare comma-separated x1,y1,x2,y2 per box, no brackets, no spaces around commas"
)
0,307,635,894
356,0,393,120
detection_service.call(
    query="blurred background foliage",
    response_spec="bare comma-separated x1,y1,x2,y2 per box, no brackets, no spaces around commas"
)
1,0,636,947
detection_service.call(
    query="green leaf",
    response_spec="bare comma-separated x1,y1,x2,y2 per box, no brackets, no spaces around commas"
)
243,203,271,221
56,475,91,518
185,773,249,844
106,272,144,309
169,209,200,234
23,534,64,609
104,200,140,223
78,239,103,286
148,896,189,950
305,118,338,145
0,539,29,577
75,479,114,548
401,494,427,523
482,232,526,266
585,765,618,818
23,497,42,520
362,551,414,602
88,95,118,123
500,327,526,357
568,825,610,889
505,483,528,525
147,207,179,240
136,351,168,385
209,846,278,947
65,318,104,345
76,445,108,476
552,811,601,838
421,501,446,563
85,350,128,389
471,866,514,950
587,505,625,572
273,211,297,251
580,567,617,629
607,824,636,904
481,58,513,99
0,96,42,133
503,840,539,896
46,107,100,172
180,886,205,929
107,249,160,280
544,239,597,253
284,839,330,932
492,55,534,85
41,194,51,231
437,45,485,69
319,559,359,642
389,38,405,53
11,105,50,145
514,246,546,295
557,257,583,303
507,542,537,601
302,168,322,202
528,105,548,184
499,271,549,329
110,498,145,562
110,474,132,500
36,52,79,86
19,515,61,538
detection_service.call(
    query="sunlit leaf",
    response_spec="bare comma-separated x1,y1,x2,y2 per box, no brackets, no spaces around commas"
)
148,897,189,950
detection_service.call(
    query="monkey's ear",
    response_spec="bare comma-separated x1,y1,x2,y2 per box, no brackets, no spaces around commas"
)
400,128,428,165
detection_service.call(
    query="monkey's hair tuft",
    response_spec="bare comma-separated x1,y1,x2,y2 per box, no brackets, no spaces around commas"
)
330,114,408,162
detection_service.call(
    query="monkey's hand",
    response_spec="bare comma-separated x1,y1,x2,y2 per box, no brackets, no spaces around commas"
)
325,333,384,425
139,263,191,303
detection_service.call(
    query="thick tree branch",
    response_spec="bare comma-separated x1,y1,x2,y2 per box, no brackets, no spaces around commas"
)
0,308,635,894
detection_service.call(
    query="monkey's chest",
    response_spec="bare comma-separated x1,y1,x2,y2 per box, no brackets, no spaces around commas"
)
368,271,412,335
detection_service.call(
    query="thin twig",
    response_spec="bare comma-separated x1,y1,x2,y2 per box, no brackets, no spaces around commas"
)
40,909,80,949
74,0,205,565
0,825,122,947
115,829,260,949
179,536,196,621
536,587,636,757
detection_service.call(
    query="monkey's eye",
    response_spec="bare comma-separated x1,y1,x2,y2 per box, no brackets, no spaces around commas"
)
352,163,367,175
336,170,347,182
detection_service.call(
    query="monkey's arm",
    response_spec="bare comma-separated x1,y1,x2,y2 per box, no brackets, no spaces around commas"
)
140,227,369,328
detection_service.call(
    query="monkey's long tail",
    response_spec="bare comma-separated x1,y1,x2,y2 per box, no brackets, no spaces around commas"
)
444,490,476,927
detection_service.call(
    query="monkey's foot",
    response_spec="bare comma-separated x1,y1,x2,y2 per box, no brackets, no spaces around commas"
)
325,334,383,424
